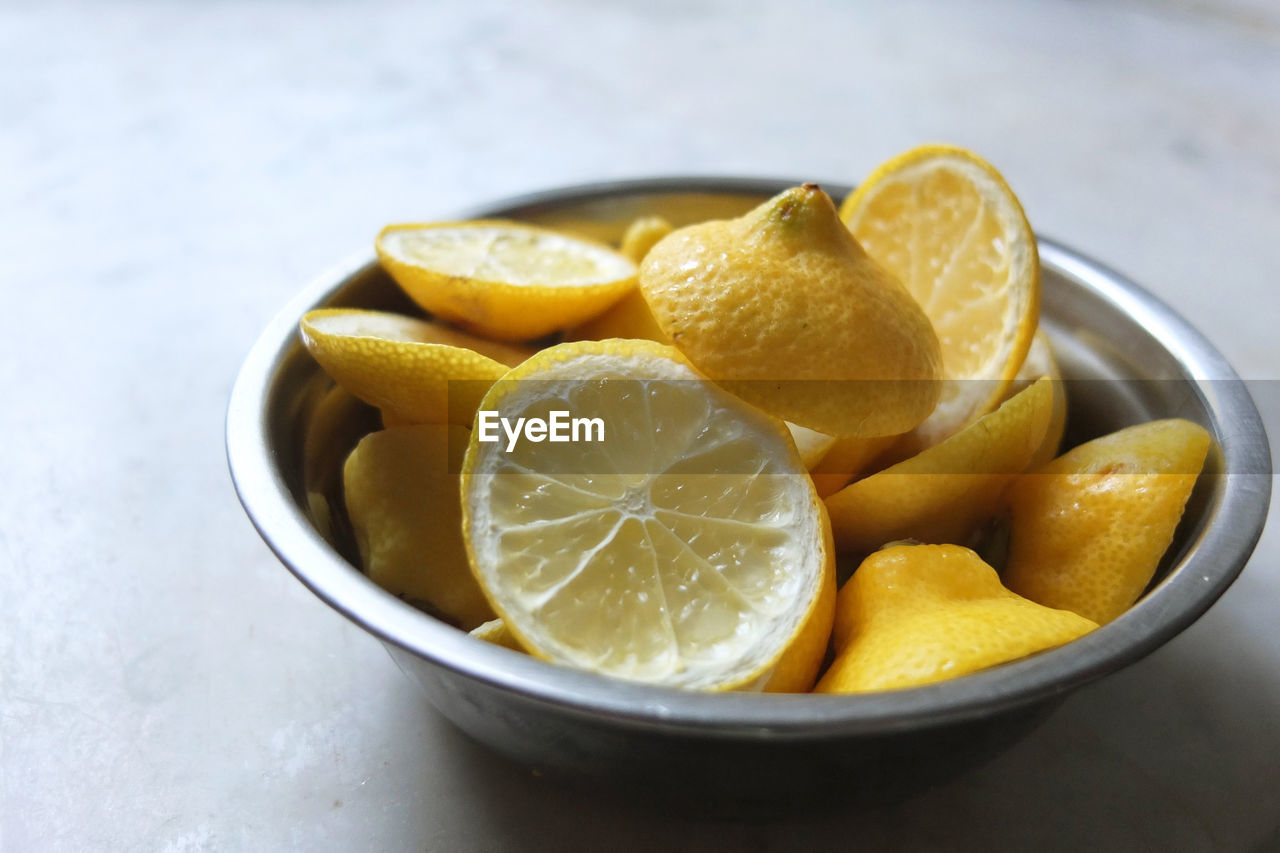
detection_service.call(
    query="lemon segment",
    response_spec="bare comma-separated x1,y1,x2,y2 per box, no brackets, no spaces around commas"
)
469,618,525,652
377,221,637,341
344,424,495,630
787,422,839,471
300,308,531,426
1003,418,1211,624
1003,328,1067,468
816,544,1097,694
808,434,901,499
824,378,1054,555
842,145,1039,451
460,339,833,692
565,215,674,341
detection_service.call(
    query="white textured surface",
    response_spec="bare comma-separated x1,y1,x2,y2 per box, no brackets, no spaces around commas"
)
2,0,1278,850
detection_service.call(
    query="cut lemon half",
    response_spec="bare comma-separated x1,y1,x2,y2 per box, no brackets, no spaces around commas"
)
300,308,532,426
469,618,524,652
787,422,838,471
1003,328,1067,468
460,339,834,692
824,378,1054,555
377,221,637,342
569,215,675,343
815,544,1097,694
1003,418,1211,625
344,424,495,630
841,145,1040,450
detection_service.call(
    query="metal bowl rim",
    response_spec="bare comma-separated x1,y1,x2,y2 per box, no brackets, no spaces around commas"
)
226,176,1271,740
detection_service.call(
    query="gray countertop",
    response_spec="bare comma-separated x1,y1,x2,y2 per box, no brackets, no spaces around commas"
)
3,1,1277,850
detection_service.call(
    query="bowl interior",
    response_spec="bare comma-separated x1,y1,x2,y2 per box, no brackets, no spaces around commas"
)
231,178,1269,738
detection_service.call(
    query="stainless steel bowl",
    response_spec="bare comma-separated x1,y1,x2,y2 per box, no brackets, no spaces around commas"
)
226,178,1271,808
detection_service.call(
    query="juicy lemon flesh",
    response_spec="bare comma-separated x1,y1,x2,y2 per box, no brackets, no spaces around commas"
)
381,225,634,288
377,222,638,341
843,148,1039,448
854,166,1013,375
299,308,529,426
464,346,824,691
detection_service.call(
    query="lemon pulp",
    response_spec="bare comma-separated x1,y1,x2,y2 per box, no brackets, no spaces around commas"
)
462,341,828,691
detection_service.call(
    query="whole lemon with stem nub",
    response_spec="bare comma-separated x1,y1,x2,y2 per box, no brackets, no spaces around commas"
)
639,184,942,438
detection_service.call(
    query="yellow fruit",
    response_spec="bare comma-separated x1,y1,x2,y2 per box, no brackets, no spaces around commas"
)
842,145,1039,450
808,434,901,499
787,422,838,471
639,184,942,438
1003,419,1212,624
618,215,676,263
824,378,1054,555
815,544,1097,694
460,339,834,692
568,289,670,343
761,508,838,693
469,618,524,652
1004,328,1067,468
566,289,670,344
376,221,637,341
344,424,496,630
302,385,380,543
300,308,532,427
566,217,674,344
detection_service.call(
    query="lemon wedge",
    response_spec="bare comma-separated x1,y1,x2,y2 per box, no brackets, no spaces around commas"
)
344,424,495,630
825,378,1054,555
377,221,637,341
300,308,531,426
1003,418,1211,624
841,145,1040,451
816,543,1096,693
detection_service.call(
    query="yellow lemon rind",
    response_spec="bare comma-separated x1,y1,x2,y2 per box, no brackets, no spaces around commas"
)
376,221,638,342
459,338,830,692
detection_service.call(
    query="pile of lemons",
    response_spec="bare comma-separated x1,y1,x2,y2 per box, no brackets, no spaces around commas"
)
300,145,1210,695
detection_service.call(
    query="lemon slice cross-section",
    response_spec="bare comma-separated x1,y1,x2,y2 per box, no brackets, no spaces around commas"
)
460,339,834,692
841,145,1040,450
377,221,637,342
